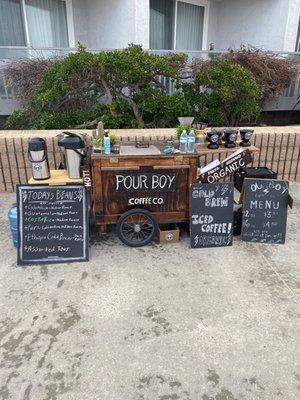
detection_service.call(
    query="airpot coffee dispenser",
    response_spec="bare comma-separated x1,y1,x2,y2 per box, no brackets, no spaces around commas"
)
28,137,50,180
58,132,86,179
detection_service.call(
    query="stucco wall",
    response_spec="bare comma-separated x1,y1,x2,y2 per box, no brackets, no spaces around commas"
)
207,0,219,49
72,0,88,46
71,0,300,52
212,0,291,52
72,0,149,50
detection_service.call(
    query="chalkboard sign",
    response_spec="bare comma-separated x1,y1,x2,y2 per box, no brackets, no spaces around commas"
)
241,179,289,244
17,185,89,265
190,182,234,248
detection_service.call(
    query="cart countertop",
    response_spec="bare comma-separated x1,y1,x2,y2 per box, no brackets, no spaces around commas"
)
90,144,259,159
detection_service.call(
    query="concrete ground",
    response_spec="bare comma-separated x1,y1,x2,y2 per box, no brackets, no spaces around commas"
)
0,186,299,400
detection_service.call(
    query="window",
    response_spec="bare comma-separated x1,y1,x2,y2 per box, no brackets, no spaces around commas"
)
150,0,174,50
296,17,300,52
150,0,206,51
0,0,26,46
0,0,70,47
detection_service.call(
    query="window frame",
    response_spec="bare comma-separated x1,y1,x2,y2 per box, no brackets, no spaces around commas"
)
2,0,75,48
150,0,210,51
296,17,300,52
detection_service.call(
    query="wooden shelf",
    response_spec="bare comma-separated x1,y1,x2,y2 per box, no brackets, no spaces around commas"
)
28,169,83,186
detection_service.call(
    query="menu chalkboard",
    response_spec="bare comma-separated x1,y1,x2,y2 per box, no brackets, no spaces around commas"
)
241,179,289,244
17,185,89,265
190,182,234,248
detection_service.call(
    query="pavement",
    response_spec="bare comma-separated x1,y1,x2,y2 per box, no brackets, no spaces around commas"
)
0,186,299,400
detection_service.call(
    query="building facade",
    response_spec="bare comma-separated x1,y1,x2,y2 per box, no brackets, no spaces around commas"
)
1,0,300,117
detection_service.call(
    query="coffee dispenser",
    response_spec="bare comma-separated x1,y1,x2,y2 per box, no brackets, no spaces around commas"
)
28,138,50,180
58,132,86,179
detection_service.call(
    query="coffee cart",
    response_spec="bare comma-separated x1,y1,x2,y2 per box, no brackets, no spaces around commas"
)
90,147,198,247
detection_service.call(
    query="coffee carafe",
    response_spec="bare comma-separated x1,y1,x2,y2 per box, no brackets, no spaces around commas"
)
28,137,50,180
58,132,86,179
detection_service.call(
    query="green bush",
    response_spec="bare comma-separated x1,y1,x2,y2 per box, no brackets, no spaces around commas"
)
5,45,260,129
194,58,260,125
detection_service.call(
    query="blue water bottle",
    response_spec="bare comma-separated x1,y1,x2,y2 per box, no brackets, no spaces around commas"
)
103,133,111,155
8,204,18,248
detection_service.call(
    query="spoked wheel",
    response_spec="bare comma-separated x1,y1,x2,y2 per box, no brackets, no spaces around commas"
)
117,209,157,247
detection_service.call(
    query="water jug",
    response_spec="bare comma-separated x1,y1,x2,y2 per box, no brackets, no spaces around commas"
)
8,204,18,248
58,133,86,179
28,138,50,180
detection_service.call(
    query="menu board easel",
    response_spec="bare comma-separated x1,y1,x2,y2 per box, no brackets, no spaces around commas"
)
17,185,89,265
241,178,289,244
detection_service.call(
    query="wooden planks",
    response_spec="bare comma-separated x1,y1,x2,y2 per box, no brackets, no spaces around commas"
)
91,154,199,225
28,169,83,186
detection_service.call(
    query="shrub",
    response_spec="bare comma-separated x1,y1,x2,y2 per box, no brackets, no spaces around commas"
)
4,58,56,104
5,44,297,129
5,44,187,129
223,46,299,105
192,58,260,126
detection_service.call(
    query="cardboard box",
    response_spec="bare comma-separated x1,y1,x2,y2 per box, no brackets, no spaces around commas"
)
158,224,180,244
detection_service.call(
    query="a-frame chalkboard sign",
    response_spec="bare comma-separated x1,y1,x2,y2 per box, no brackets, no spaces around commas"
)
241,178,289,244
190,182,234,248
17,185,89,265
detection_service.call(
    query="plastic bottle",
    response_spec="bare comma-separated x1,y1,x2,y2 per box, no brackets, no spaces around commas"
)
179,130,188,153
187,129,196,153
8,204,18,248
103,133,111,155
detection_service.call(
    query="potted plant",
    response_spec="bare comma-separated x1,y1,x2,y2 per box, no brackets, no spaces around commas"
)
92,137,102,153
92,121,105,153
110,132,120,154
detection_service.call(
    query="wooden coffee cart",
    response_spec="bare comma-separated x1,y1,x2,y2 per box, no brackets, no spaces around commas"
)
90,146,198,247
89,142,259,247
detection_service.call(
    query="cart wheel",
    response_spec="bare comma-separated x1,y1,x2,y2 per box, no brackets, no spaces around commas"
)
117,209,157,247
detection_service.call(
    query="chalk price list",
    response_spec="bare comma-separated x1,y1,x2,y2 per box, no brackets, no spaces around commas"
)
190,183,234,248
241,179,288,244
18,187,87,262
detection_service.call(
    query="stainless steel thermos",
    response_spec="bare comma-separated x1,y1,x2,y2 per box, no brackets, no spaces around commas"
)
28,137,50,180
58,133,86,179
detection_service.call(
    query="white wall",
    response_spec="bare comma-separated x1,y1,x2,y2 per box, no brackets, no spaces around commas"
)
210,0,300,52
71,0,300,53
72,0,89,46
207,0,219,49
72,0,149,50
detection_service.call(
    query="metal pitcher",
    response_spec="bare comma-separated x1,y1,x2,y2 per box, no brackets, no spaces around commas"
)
58,132,86,179
28,137,50,180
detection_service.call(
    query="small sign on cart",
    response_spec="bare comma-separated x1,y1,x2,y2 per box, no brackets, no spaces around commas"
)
190,182,234,248
200,149,253,183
